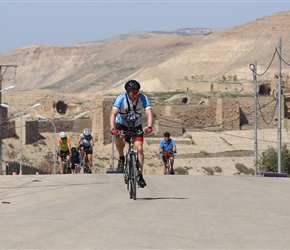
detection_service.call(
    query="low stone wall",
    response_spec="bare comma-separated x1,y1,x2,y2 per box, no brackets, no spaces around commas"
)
1,95,279,146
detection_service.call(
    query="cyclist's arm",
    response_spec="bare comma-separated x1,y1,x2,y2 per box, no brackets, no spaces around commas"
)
77,136,81,148
56,138,60,154
67,139,72,154
110,107,119,130
145,107,153,128
90,137,95,147
172,140,177,153
159,141,163,153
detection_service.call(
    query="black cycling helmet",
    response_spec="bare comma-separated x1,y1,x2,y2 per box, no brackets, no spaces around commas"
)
71,147,77,154
125,80,141,91
164,132,170,137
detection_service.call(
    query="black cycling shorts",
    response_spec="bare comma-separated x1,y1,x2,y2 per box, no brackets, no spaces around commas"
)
116,124,143,142
59,150,70,158
80,145,93,155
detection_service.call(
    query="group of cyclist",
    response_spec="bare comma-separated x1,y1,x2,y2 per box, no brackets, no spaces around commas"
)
57,128,94,174
56,79,177,181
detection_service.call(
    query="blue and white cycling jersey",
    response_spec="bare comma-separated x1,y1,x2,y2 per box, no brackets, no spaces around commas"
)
113,92,151,127
79,134,93,147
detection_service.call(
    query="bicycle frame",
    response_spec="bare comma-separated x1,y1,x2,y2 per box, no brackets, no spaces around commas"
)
121,129,142,200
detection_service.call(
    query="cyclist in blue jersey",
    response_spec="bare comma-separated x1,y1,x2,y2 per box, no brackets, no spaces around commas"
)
159,132,177,175
110,80,154,188
77,128,94,173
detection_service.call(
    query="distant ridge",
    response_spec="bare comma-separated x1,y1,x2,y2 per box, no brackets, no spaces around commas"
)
0,11,290,98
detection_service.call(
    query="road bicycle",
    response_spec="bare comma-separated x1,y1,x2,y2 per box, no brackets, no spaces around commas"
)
121,129,143,200
59,152,71,174
160,151,176,175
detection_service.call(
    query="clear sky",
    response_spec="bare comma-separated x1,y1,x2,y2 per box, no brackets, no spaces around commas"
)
1,1,290,54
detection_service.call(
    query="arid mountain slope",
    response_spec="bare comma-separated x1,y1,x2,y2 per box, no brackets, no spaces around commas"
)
137,10,290,89
0,34,203,97
1,11,290,99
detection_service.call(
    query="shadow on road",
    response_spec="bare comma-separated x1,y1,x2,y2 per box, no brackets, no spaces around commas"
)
138,197,188,200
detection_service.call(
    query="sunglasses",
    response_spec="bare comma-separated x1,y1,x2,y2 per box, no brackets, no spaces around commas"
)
128,91,139,97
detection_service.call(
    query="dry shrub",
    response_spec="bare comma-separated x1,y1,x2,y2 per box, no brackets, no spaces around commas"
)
213,166,222,173
235,163,254,175
174,167,188,175
202,167,214,175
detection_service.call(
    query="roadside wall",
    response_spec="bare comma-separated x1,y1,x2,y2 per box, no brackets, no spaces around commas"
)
1,96,279,145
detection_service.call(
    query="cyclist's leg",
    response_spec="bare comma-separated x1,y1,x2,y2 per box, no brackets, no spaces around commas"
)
115,124,126,172
163,162,167,174
86,147,93,170
87,154,92,169
115,124,126,156
70,163,75,174
71,158,77,174
170,157,174,170
162,155,167,174
66,153,71,168
77,163,81,174
79,146,85,162
134,137,146,188
59,150,64,174
134,140,144,173
170,156,175,174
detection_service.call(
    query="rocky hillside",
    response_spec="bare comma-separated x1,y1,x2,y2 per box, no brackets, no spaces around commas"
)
0,11,290,99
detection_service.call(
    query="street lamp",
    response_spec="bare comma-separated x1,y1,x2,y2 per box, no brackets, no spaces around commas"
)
1,102,41,175
37,115,56,174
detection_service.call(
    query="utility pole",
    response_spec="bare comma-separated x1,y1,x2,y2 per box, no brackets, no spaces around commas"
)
277,38,282,173
0,65,17,174
252,61,258,176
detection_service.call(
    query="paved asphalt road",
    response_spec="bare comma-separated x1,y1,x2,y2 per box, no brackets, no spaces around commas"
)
1,173,290,249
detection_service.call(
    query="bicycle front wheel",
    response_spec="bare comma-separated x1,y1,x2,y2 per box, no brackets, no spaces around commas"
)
131,153,137,200
128,153,137,200
166,160,170,175
62,162,66,174
125,154,130,191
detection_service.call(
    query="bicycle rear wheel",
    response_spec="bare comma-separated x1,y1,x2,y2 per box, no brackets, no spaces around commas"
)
83,155,89,173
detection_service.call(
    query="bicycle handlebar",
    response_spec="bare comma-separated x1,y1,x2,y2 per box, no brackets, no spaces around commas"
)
120,130,143,137
160,151,177,156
